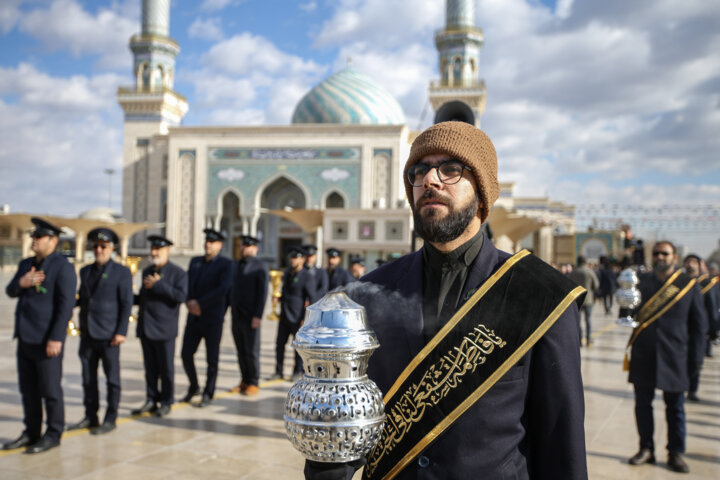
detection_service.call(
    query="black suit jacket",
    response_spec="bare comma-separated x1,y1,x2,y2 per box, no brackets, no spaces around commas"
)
327,266,355,290
305,265,329,303
187,255,232,324
357,240,587,480
280,268,313,324
628,272,707,391
78,259,133,340
6,251,77,345
136,262,187,341
231,256,269,320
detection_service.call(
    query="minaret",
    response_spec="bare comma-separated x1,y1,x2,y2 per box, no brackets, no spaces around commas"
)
117,0,187,127
429,0,486,127
118,0,188,242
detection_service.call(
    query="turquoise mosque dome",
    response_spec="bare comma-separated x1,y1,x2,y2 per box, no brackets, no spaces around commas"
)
292,67,406,125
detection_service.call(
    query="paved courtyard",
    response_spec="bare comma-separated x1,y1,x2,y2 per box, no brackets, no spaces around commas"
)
0,268,718,479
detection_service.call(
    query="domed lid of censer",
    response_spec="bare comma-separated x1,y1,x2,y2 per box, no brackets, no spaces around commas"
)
294,291,379,351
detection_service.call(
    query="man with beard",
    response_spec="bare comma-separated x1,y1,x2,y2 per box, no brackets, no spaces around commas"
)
4,218,76,453
626,242,706,473
66,228,132,435
271,246,313,381
180,229,232,407
230,235,268,395
132,235,187,417
305,121,587,480
682,254,717,402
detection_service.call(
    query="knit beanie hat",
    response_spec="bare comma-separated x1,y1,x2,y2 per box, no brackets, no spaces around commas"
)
404,121,499,224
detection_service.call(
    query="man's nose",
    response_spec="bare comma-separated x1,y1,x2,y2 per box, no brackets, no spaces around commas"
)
422,166,442,189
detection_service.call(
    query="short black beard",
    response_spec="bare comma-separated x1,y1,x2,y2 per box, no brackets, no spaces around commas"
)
412,190,478,244
653,262,673,274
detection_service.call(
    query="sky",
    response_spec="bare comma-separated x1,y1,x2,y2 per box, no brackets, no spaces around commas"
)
1,0,719,256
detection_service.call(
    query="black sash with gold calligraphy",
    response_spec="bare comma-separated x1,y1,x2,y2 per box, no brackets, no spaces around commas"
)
623,270,696,371
363,250,585,480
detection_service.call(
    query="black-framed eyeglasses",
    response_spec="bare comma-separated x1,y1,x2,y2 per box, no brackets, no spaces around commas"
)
405,160,472,187
92,244,110,250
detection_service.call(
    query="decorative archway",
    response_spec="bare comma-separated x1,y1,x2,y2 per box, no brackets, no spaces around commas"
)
219,190,242,259
256,175,308,267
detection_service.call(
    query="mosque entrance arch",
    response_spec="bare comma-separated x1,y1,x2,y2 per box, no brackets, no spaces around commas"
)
219,190,242,259
257,176,307,268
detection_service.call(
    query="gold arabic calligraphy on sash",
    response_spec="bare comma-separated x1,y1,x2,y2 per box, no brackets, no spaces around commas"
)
365,324,506,476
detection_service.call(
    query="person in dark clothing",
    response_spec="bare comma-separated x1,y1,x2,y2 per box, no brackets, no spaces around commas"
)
598,256,618,314
230,235,269,395
682,254,717,402
132,235,187,418
271,246,313,381
627,242,707,473
305,121,587,480
4,217,76,454
349,257,366,279
180,229,232,407
66,228,132,435
326,248,354,290
303,244,328,303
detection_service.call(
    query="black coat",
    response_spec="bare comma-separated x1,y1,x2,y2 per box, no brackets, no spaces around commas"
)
78,259,133,340
305,265,329,303
358,240,587,480
187,255,232,324
231,256,269,319
280,268,313,324
327,266,355,290
628,272,708,391
6,251,77,345
136,262,187,341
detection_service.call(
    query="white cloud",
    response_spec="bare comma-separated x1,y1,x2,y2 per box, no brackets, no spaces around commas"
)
188,17,224,42
0,63,124,215
299,2,317,13
0,0,23,34
200,0,238,12
314,0,440,49
17,0,136,70
203,32,325,76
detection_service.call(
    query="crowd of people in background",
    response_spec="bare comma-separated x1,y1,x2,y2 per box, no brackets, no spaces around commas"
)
557,244,719,473
1,217,366,454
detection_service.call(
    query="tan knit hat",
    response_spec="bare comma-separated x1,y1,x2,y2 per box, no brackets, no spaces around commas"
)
404,121,499,224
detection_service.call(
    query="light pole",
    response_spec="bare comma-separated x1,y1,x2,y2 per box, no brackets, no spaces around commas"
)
104,168,116,209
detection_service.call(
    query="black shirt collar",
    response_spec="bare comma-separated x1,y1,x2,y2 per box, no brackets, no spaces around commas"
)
423,228,484,271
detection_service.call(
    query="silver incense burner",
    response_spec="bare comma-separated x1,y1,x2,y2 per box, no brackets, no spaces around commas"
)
284,291,385,463
616,268,642,327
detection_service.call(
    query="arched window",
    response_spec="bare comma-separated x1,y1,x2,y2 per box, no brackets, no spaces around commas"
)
326,192,345,208
453,57,462,86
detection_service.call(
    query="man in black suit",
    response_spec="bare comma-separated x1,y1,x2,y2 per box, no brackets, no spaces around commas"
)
180,229,232,407
132,235,187,417
4,218,76,453
66,228,132,435
230,235,269,395
306,122,587,479
303,244,328,303
683,253,717,401
326,247,354,290
626,242,707,473
271,246,313,381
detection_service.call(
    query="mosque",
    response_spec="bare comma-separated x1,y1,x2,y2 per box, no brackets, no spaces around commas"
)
117,0,576,268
